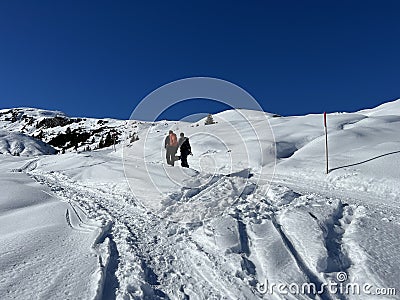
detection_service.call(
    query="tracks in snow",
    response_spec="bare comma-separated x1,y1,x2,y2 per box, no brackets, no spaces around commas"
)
30,171,166,299
26,165,360,300
271,214,332,300
29,169,260,299
323,203,352,275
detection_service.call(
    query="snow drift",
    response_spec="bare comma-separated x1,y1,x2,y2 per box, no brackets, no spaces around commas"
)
0,131,56,156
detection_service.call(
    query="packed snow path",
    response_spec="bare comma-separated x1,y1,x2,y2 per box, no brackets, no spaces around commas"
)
4,150,396,300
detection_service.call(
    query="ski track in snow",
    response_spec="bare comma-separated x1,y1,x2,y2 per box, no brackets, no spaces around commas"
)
1,158,397,300
29,168,260,299
22,161,382,300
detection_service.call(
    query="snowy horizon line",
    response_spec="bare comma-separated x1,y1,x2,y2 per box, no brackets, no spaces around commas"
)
1,97,399,122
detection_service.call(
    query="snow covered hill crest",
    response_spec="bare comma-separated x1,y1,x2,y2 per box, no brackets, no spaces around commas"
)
1,99,400,158
0,131,56,156
0,107,137,155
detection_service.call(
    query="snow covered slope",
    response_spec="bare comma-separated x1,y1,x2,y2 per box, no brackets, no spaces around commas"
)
358,99,400,116
0,99,399,299
271,100,400,197
0,107,137,153
0,157,107,299
0,131,56,156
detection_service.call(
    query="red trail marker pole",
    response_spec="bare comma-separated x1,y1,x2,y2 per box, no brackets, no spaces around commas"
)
324,112,329,174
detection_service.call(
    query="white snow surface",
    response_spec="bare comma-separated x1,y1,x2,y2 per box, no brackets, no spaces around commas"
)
0,99,400,299
0,131,56,156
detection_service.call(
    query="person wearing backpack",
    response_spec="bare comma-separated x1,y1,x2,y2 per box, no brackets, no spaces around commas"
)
164,130,179,166
178,132,192,168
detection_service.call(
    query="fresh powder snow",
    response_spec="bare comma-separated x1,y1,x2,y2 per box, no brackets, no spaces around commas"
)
0,100,399,299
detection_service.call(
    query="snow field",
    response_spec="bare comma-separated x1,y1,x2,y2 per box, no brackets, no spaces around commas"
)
1,99,400,299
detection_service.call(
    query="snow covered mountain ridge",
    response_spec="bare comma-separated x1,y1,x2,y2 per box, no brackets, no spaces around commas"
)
1,98,399,157
1,100,400,204
0,107,132,155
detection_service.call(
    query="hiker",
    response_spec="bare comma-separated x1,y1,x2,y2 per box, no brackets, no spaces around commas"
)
164,130,178,166
178,132,192,168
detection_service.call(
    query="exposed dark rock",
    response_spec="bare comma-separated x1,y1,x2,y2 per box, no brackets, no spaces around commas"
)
37,117,74,129
48,129,91,149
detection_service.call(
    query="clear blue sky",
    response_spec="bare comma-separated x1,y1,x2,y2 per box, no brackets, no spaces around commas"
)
0,1,399,120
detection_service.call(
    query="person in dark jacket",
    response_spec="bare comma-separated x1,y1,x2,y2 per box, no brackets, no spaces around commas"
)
178,132,192,168
165,130,178,166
